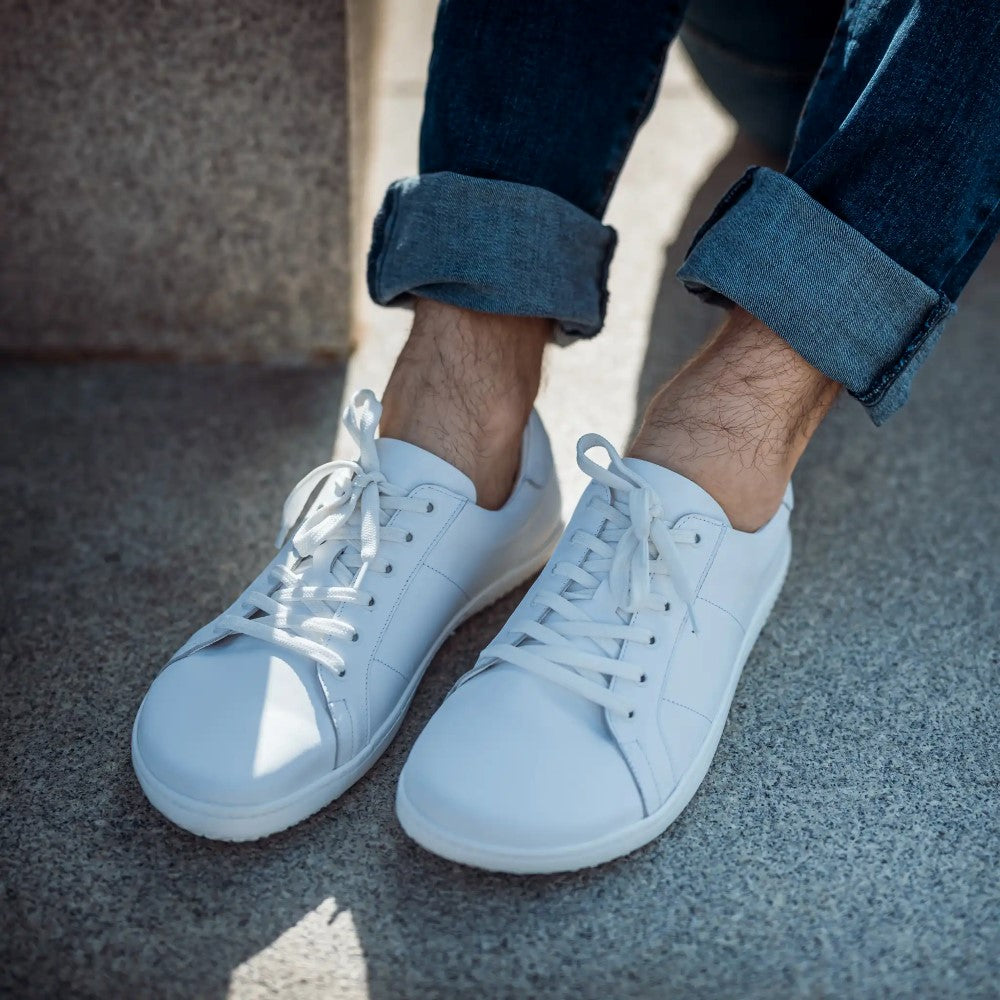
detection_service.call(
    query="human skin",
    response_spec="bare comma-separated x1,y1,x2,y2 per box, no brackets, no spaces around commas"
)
380,300,839,527
630,305,840,530
379,298,551,510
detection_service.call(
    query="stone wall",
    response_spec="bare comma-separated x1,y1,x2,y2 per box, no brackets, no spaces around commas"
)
1,0,376,361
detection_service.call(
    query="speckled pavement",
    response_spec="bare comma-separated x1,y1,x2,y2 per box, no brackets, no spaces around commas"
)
2,234,998,997
1,1,357,361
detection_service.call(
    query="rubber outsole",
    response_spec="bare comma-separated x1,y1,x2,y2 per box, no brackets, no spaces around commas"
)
395,539,792,874
131,522,563,842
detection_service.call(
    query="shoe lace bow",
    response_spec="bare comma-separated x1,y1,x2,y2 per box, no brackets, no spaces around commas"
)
216,389,430,674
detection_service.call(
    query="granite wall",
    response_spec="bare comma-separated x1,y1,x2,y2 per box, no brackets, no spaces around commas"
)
1,0,375,361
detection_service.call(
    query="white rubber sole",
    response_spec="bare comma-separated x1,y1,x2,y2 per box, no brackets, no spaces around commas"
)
131,522,563,842
396,539,792,874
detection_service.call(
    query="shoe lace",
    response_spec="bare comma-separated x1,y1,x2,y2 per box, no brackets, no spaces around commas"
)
482,434,701,718
216,389,431,675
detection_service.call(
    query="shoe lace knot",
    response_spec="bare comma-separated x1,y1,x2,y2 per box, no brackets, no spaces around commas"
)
577,433,701,626
278,388,388,565
215,389,430,674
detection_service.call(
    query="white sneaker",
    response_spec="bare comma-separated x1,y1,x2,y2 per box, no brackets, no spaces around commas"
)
132,389,561,840
396,434,792,873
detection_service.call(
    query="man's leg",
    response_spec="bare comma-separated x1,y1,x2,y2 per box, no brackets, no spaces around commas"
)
379,302,549,510
641,0,999,532
373,2,1000,526
677,0,1000,428
631,308,839,531
370,0,688,506
395,0,1000,873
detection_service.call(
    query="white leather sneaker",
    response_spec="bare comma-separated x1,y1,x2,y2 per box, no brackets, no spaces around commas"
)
132,389,561,841
397,433,792,873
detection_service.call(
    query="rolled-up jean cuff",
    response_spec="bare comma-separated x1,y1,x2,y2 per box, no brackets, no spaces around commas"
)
676,166,955,424
367,172,618,339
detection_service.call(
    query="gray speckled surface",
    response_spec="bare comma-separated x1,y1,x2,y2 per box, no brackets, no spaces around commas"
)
2,249,999,996
1,0,353,360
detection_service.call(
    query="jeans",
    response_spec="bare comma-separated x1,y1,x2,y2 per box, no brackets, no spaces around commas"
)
678,0,842,157
367,0,1000,424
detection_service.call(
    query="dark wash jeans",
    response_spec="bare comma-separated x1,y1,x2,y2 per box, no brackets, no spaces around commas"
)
368,0,1000,423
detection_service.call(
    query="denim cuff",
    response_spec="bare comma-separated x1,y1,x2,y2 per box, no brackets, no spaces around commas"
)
676,167,955,424
367,172,618,338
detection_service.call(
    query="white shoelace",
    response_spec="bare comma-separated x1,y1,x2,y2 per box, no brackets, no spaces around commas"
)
217,389,431,674
484,435,701,718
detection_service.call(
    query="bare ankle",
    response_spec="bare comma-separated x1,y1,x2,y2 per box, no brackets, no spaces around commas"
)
380,299,551,509
629,308,839,531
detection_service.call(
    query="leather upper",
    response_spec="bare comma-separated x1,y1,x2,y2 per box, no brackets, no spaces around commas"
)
134,409,560,809
398,456,792,851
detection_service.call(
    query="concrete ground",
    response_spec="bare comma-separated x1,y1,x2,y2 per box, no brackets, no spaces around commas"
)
2,9,998,999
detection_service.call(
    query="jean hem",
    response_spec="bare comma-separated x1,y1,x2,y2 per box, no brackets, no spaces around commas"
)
367,172,618,338
677,166,952,424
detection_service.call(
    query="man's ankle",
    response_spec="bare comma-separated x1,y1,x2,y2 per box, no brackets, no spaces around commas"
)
380,299,551,509
629,307,839,531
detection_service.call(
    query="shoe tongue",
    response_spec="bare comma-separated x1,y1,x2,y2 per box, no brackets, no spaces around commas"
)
375,438,477,502
620,458,728,526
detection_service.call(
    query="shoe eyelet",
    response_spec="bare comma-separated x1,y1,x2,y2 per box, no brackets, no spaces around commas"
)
663,602,671,612
694,533,702,544
368,596,375,607
425,502,434,513
648,636,656,645
351,632,359,642
405,532,413,542
627,710,635,719
639,674,647,684
384,564,393,575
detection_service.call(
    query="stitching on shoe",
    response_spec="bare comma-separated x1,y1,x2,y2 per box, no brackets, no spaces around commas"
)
371,487,465,658
373,657,407,680
326,696,357,762
619,737,662,815
697,596,745,632
661,697,713,724
674,514,723,595
422,563,472,601
635,736,667,805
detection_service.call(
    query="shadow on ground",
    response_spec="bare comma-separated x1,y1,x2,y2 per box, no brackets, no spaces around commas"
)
2,146,999,998
631,131,785,428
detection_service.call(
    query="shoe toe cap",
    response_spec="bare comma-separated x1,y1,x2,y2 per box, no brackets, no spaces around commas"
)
398,665,644,854
134,638,336,807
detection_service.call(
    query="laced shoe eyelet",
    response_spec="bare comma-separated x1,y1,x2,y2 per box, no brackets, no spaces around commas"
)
405,532,413,542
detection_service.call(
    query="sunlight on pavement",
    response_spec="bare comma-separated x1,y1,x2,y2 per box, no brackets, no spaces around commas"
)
229,898,369,1000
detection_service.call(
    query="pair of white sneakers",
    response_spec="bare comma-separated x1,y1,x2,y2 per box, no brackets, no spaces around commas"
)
132,389,792,874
